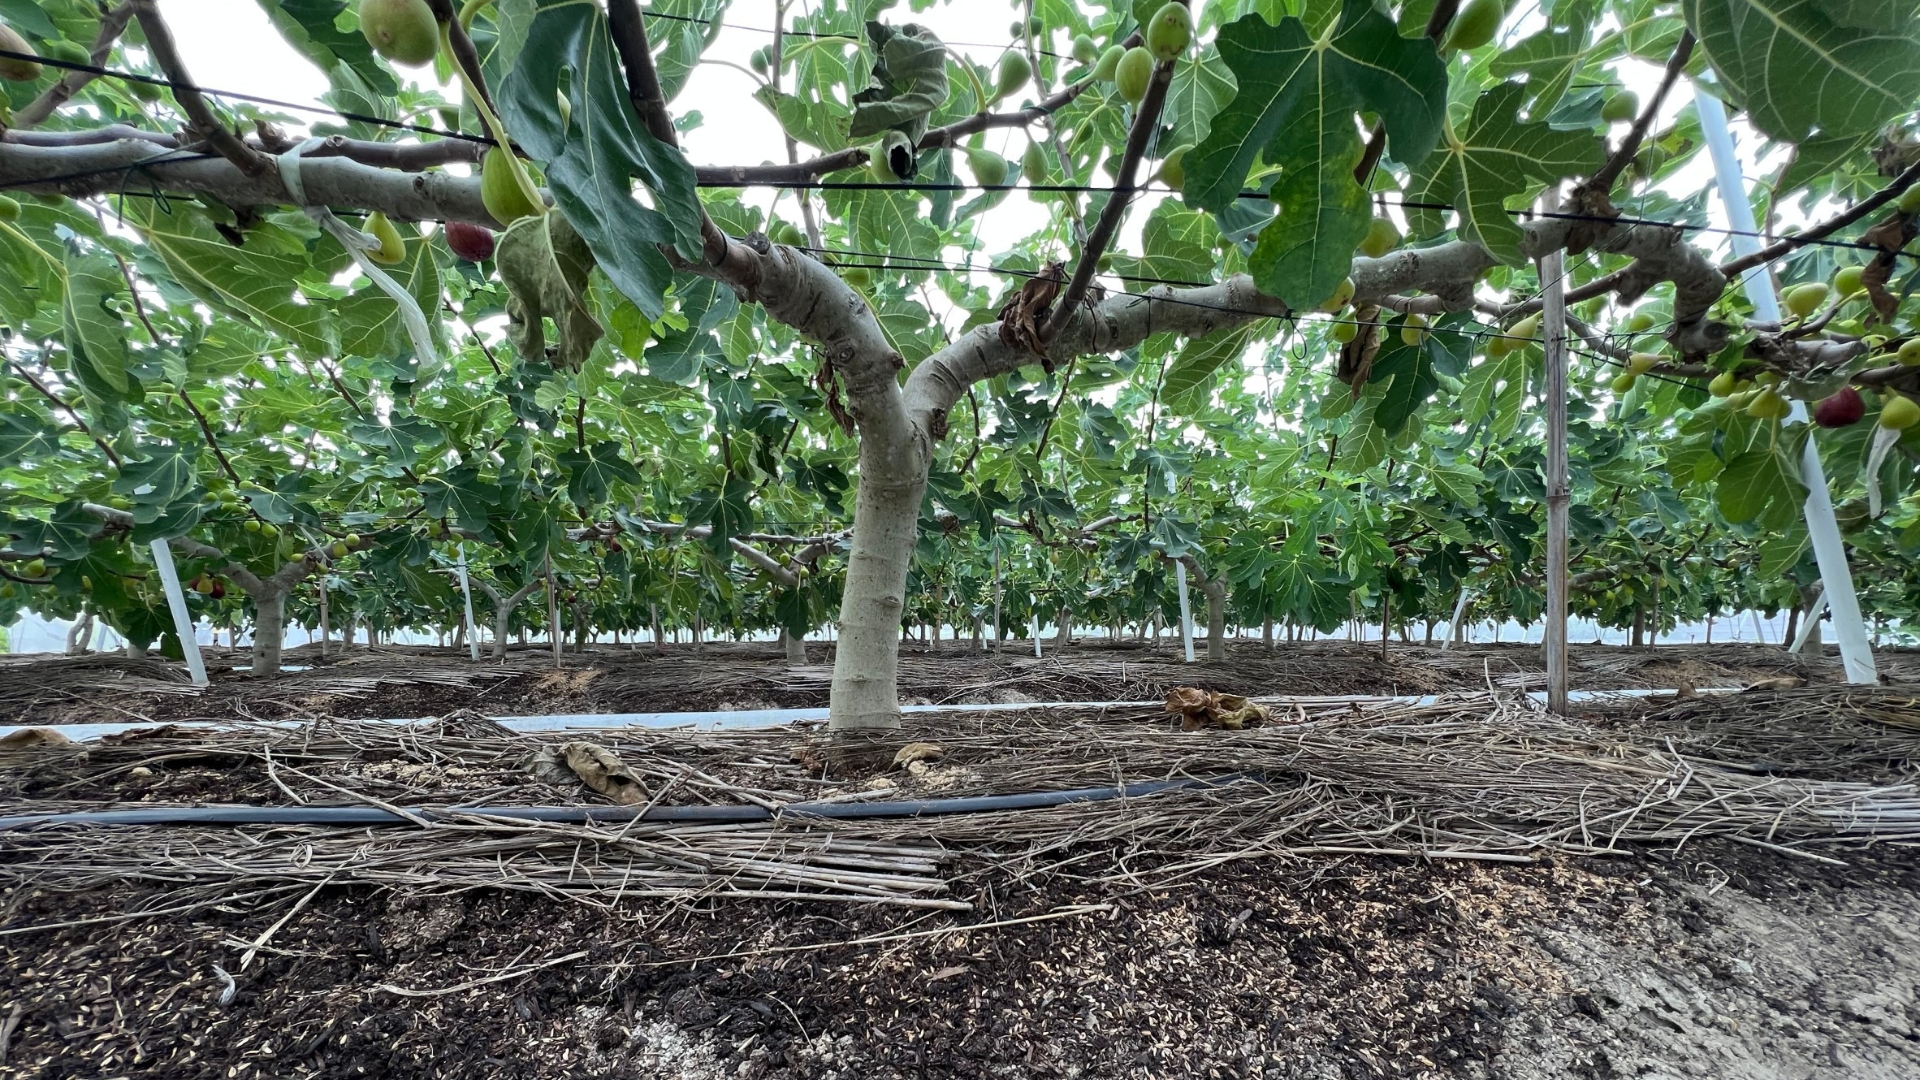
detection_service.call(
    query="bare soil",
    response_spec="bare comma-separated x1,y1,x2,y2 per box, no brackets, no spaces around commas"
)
1,644,1917,1079
2,842,1916,1079
1,638,1898,729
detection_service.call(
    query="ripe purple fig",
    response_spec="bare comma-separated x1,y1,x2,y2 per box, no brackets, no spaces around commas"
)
1814,386,1865,428
445,220,496,262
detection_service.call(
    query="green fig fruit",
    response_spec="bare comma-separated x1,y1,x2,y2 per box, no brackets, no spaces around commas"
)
1708,370,1737,396
0,196,19,222
1601,91,1639,124
1444,0,1505,51
1835,265,1865,297
1898,185,1920,216
1510,313,1541,341
1624,310,1657,334
966,147,1009,188
481,149,544,225
0,23,43,81
749,47,769,75
1400,313,1430,347
1785,281,1829,318
1612,372,1639,393
1898,338,1920,366
1072,33,1096,64
1881,395,1920,429
993,51,1031,104
1317,277,1356,313
1158,146,1188,192
24,558,46,577
365,211,406,264
1358,216,1400,258
1092,44,1124,81
1331,320,1358,344
1627,351,1660,376
1116,46,1154,105
243,519,261,534
1023,141,1050,185
1146,2,1192,62
359,0,440,67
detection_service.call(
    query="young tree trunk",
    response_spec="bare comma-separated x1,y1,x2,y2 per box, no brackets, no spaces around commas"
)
782,628,807,665
125,638,149,660
250,589,287,677
650,602,664,656
970,614,984,652
1055,611,1071,648
65,612,92,655
692,611,704,654
1203,582,1227,661
1784,603,1800,649
1262,616,1274,652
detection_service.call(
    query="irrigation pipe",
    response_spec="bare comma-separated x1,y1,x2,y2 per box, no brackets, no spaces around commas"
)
0,774,1255,832
0,688,1739,744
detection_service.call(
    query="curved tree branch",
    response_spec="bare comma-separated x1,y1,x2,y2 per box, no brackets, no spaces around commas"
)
130,0,270,176
14,2,137,128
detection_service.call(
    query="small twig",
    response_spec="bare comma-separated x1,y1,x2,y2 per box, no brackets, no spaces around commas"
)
130,0,269,175
2,356,121,467
1041,55,1177,342
15,2,137,128
1585,31,1694,197
1722,154,1920,279
375,950,588,996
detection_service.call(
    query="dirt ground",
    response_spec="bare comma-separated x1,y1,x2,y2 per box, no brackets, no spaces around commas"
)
0,637,1897,729
2,644,1917,1079
2,841,1916,1080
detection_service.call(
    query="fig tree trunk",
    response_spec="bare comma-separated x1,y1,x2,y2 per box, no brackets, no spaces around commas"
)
782,629,807,665
250,590,287,677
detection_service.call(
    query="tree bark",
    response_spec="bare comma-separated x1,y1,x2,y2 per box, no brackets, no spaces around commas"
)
782,629,808,665
124,638,148,660
250,590,287,676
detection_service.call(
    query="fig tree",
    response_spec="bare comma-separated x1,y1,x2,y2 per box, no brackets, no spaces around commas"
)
359,0,439,67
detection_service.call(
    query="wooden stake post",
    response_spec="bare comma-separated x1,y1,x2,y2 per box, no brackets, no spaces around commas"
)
148,539,208,686
1540,190,1571,715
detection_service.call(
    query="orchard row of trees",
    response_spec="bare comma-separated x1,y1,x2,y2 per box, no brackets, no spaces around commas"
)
5,0,1920,726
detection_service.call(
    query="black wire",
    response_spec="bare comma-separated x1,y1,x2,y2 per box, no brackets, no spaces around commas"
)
10,46,1906,261
640,9,1072,59
0,49,493,144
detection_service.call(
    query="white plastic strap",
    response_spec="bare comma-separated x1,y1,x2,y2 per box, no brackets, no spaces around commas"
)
276,139,439,377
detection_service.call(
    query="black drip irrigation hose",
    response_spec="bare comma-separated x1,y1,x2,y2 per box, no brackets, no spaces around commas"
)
0,774,1257,832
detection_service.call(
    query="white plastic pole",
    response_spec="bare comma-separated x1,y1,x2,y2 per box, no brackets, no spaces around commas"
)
148,539,208,686
1790,585,1829,654
455,544,480,662
1694,89,1877,684
1175,560,1195,663
1031,611,1042,658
